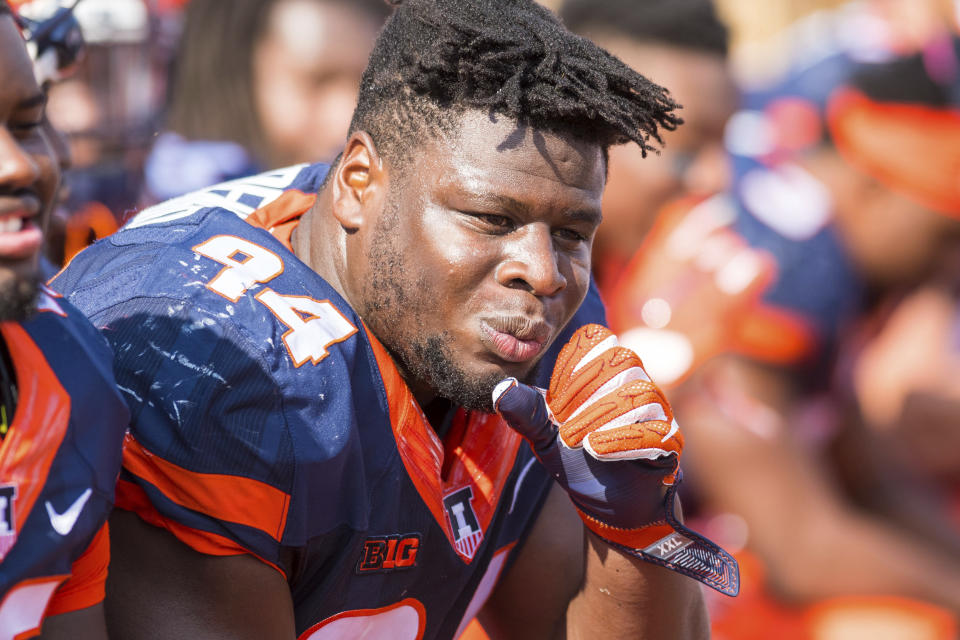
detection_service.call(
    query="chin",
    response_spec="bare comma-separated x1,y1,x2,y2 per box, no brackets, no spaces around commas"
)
474,356,534,384
0,268,40,322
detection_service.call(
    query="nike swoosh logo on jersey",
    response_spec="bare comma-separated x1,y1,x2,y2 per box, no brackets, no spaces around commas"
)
45,488,92,536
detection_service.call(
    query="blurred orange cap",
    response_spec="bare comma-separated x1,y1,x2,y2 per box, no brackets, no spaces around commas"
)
827,87,960,219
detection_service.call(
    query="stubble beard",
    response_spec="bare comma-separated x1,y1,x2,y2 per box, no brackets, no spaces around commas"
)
359,200,504,413
0,270,39,322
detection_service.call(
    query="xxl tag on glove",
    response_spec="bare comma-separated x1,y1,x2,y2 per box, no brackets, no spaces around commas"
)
494,324,739,596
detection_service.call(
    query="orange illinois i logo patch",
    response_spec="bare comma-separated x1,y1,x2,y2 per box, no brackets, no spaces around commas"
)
443,486,483,561
356,533,421,574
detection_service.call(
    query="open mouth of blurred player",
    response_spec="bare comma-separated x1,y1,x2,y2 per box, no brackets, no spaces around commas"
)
479,316,552,364
0,193,42,261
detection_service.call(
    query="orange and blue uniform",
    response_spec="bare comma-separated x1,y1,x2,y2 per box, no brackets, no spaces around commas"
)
52,164,607,639
0,288,129,639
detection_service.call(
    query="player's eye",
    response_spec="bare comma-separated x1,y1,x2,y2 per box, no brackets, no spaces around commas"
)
481,214,512,228
8,120,43,134
463,211,515,232
553,227,587,244
8,107,46,138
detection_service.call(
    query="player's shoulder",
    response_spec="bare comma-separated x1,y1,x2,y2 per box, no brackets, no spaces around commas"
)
18,285,127,411
50,164,385,538
55,164,325,299
52,162,356,366
125,162,328,233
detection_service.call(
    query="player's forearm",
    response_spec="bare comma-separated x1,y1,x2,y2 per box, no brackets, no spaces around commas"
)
564,533,709,640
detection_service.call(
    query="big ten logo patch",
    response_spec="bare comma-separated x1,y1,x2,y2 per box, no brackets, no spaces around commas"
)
356,534,421,574
0,484,17,559
443,486,483,561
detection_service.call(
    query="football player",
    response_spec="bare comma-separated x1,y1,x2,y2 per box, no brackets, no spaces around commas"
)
0,4,129,639
52,0,738,638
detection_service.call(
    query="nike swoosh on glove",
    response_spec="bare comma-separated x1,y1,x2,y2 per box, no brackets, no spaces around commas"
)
493,324,739,596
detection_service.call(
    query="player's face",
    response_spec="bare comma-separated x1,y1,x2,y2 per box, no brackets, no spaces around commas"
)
0,16,59,321
253,0,379,166
358,112,604,411
829,159,960,286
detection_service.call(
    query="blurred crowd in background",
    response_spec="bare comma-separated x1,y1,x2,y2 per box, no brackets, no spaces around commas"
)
13,0,960,638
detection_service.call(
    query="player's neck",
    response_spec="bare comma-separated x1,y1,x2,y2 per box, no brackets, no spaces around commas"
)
422,397,456,440
291,193,352,303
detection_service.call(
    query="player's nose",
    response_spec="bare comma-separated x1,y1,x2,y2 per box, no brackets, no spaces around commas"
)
495,224,566,297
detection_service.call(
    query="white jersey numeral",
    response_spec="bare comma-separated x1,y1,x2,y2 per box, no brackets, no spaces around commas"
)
0,576,66,639
193,236,284,302
299,599,425,640
256,290,358,366
193,235,357,366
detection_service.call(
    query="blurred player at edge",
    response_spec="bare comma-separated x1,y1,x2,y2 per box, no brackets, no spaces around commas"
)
52,0,739,638
610,41,960,637
144,0,391,202
0,3,129,639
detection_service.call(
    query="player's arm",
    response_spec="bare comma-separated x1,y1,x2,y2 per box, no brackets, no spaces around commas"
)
56,297,306,639
680,355,960,611
39,604,108,640
37,522,112,640
478,483,707,640
105,510,296,640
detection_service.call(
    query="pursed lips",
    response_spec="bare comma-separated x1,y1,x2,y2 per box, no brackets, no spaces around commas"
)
479,315,553,363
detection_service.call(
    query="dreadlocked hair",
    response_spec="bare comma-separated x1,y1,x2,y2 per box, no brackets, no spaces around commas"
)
560,0,729,58
348,0,681,168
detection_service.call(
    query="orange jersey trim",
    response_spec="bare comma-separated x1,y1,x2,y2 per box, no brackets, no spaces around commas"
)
244,189,317,251
0,323,71,541
365,327,524,564
121,433,291,543
115,479,287,579
44,522,110,618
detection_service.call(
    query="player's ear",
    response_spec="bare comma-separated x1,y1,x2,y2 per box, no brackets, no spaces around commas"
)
331,131,387,230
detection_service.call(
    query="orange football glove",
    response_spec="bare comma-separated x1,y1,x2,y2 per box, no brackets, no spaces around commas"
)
493,324,739,596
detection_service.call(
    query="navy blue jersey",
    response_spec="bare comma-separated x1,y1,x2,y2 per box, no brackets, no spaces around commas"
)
0,288,129,638
53,164,606,639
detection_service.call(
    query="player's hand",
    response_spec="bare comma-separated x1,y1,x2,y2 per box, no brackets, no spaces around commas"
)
493,324,739,596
